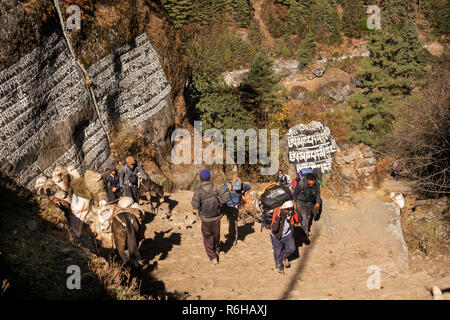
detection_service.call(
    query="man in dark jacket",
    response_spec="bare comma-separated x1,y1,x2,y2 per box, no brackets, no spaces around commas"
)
275,169,291,186
270,200,298,274
293,173,321,243
191,169,227,265
119,156,148,203
104,166,122,202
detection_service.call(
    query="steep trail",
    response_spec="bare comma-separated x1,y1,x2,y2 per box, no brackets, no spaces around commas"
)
251,0,275,48
138,188,445,300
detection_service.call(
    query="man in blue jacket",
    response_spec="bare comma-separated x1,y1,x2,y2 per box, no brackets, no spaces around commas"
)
221,177,251,247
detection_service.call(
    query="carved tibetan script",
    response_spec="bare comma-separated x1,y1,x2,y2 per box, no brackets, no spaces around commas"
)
287,121,340,173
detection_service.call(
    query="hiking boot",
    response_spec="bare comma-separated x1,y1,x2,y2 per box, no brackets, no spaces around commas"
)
282,258,290,268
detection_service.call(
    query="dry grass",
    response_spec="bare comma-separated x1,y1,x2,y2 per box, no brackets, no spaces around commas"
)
89,257,147,300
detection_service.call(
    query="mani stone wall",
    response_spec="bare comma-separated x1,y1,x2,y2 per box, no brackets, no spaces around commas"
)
0,32,173,190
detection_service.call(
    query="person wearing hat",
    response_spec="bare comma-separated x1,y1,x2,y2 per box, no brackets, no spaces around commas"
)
270,200,298,274
191,169,228,264
119,156,148,203
221,177,251,247
104,166,122,202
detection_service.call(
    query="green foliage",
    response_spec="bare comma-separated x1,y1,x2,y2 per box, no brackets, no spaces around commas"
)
282,0,308,37
425,0,450,36
349,22,427,148
275,0,291,6
160,0,193,29
360,22,425,95
341,0,365,38
196,89,255,131
267,12,284,38
185,25,253,93
348,91,397,147
329,13,342,46
229,0,254,27
275,39,292,58
243,49,283,122
313,0,341,43
248,19,263,47
297,30,316,68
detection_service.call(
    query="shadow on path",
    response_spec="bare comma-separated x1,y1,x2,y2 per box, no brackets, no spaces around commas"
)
279,226,321,300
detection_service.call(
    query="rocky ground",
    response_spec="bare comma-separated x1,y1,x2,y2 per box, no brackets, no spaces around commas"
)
136,183,449,300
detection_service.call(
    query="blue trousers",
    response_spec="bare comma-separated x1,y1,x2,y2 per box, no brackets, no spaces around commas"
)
270,232,295,270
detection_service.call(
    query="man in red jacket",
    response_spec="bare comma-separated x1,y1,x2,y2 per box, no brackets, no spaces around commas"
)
270,200,298,274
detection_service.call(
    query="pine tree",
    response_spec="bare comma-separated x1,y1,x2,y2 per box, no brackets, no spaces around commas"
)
329,10,342,45
349,22,426,147
161,0,193,29
297,30,316,68
283,0,307,37
341,0,365,38
197,89,255,131
243,49,282,123
229,0,254,27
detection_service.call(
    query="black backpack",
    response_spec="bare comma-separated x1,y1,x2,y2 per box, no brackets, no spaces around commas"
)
261,208,275,229
199,184,220,218
260,182,292,211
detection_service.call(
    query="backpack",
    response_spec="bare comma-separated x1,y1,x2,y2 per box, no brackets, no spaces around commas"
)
199,184,220,218
261,208,275,229
259,182,292,211
224,177,242,192
297,167,322,185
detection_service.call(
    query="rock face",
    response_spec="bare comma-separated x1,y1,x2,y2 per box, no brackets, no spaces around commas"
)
326,144,379,202
324,84,352,102
288,86,308,105
309,62,327,78
0,0,184,190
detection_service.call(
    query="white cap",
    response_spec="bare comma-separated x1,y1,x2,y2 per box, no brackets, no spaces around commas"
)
281,200,294,209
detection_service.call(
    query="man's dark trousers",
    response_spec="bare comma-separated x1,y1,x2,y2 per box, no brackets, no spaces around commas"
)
124,185,139,203
107,190,122,202
270,233,295,269
201,219,221,260
296,201,314,237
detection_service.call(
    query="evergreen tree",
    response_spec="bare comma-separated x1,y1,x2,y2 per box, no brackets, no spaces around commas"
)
425,0,450,36
329,10,342,45
297,30,316,68
229,0,254,27
243,49,282,122
341,0,365,38
275,0,291,6
197,89,255,131
349,23,426,147
161,0,193,29
283,0,307,37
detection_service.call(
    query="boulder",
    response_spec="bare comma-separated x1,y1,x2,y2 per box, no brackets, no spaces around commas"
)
424,42,444,57
325,84,352,102
288,86,308,104
326,144,379,202
310,62,327,78
350,75,364,88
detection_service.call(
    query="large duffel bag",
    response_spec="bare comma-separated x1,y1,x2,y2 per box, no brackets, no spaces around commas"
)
259,182,292,211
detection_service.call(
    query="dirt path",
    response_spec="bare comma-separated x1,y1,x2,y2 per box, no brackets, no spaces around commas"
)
138,188,448,300
283,68,352,92
250,0,275,48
